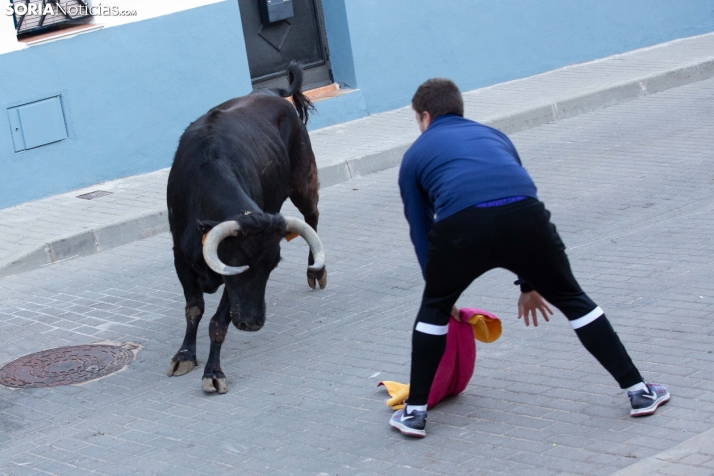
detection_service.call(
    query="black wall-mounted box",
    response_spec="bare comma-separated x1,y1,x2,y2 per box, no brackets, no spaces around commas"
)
259,0,294,24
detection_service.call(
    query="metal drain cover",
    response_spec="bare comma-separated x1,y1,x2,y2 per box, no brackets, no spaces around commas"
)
77,190,113,200
0,343,138,389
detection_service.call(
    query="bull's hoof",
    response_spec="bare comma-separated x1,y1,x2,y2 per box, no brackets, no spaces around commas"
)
167,357,198,377
308,268,327,290
202,377,228,394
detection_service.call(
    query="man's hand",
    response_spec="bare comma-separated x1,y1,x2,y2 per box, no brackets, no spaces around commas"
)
451,305,461,322
517,291,553,327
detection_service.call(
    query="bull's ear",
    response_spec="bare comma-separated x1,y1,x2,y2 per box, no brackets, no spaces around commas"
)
273,215,290,239
197,219,220,235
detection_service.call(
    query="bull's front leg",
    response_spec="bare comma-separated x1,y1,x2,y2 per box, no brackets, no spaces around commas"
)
202,292,230,394
288,146,327,289
168,252,205,376
292,203,326,290
305,210,327,289
167,298,204,376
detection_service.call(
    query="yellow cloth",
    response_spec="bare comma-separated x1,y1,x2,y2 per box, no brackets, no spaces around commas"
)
380,313,501,410
381,381,411,410
469,312,501,343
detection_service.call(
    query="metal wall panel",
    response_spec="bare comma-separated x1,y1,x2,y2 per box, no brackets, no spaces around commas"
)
8,96,68,152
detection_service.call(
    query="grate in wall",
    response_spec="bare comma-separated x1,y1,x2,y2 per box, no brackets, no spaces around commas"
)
77,190,112,200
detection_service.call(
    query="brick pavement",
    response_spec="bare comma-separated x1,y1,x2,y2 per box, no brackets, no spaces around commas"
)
2,32,714,278
611,427,714,475
1,70,714,475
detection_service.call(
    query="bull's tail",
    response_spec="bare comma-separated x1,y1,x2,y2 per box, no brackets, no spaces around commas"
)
274,61,315,125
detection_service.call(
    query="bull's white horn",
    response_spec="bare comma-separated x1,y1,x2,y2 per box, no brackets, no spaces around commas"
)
202,221,250,275
283,216,325,272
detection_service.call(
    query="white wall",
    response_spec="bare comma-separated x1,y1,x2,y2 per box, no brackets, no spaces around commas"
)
1,0,225,55
0,7,19,54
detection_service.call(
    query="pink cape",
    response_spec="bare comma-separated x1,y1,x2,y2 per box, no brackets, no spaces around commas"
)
427,308,500,407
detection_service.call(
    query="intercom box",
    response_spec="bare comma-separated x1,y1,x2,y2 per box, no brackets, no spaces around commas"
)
259,0,294,23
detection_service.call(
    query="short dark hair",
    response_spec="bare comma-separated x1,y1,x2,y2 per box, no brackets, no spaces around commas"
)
411,78,464,119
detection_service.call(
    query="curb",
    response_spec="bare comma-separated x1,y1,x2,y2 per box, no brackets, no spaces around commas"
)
2,57,713,279
609,427,714,475
0,211,168,278
321,57,714,187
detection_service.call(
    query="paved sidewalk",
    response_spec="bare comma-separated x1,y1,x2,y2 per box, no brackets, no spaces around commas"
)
1,67,713,475
1,32,714,278
611,427,714,475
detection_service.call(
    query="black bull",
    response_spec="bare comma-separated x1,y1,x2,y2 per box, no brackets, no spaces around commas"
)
166,63,327,394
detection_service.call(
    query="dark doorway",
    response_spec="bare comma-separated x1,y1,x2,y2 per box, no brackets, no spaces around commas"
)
237,0,332,90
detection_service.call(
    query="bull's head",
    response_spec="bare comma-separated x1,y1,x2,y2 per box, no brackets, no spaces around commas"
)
199,213,325,332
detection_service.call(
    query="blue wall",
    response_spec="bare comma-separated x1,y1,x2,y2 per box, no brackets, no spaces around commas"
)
321,0,357,89
308,90,367,131
324,0,714,113
0,1,253,208
3,0,714,208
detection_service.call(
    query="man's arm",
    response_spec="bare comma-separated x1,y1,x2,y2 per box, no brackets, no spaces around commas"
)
514,277,534,293
398,156,433,277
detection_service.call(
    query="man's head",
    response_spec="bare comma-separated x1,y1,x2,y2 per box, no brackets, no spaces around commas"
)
412,78,464,132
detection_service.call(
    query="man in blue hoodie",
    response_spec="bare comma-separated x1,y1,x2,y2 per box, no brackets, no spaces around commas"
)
389,78,669,438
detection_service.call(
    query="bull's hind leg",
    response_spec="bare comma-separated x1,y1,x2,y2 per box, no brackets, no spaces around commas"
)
202,290,231,394
289,150,327,289
167,251,205,376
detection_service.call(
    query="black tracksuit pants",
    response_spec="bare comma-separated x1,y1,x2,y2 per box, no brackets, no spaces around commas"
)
409,198,643,407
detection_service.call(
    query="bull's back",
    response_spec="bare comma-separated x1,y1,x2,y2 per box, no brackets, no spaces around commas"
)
167,94,301,234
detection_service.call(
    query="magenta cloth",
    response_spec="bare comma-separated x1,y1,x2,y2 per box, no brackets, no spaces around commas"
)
427,308,500,408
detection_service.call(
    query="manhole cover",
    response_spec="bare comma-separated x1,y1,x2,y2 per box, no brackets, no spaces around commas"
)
0,343,138,389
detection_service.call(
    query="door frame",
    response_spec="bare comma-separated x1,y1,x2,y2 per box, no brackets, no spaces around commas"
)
250,0,332,90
